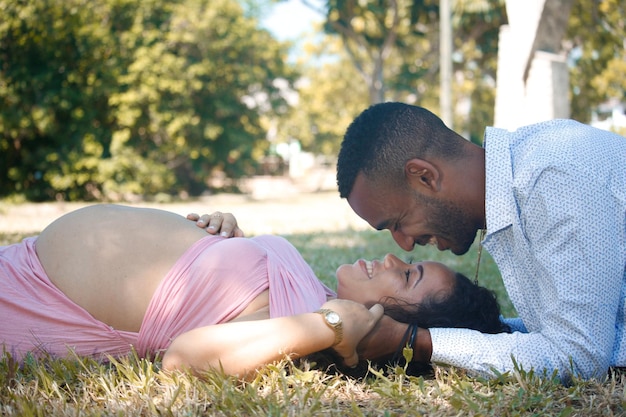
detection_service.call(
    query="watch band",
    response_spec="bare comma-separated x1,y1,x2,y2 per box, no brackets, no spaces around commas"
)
315,308,343,346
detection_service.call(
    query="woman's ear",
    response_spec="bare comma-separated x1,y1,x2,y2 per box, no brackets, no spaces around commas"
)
405,159,440,193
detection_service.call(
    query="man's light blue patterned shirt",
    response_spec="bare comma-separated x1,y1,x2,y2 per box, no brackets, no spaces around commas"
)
430,119,626,382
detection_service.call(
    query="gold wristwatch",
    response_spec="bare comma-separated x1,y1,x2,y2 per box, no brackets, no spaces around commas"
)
315,308,343,346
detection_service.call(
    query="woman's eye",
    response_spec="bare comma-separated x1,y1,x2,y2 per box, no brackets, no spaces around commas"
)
404,258,414,281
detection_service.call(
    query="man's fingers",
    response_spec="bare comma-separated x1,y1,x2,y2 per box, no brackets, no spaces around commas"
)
205,212,224,234
215,220,236,237
186,213,200,222
187,213,211,227
187,211,244,237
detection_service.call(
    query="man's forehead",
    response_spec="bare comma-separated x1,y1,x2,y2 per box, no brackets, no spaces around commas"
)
348,174,398,230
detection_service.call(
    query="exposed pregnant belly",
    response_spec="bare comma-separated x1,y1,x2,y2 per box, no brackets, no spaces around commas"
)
35,205,208,332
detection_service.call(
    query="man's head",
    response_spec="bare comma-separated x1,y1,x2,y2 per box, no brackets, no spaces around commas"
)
337,102,485,255
337,102,463,199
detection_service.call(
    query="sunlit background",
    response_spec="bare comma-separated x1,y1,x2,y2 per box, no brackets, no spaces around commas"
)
0,0,623,204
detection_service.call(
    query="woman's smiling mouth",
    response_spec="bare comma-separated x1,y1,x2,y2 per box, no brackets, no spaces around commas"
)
357,259,374,278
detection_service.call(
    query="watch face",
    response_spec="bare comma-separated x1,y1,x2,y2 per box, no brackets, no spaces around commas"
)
326,312,341,325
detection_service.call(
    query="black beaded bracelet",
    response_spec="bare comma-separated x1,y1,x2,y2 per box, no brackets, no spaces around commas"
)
408,323,418,351
391,322,418,364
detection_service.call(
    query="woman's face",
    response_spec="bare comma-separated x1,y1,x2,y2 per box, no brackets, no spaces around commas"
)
336,254,456,306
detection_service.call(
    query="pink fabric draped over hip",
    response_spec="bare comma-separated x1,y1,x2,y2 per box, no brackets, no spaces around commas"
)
0,237,137,361
136,235,335,357
0,234,335,361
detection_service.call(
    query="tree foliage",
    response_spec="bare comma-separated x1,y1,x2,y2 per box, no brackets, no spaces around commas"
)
317,0,440,104
0,0,119,200
309,0,623,144
308,0,506,142
0,0,295,201
566,0,626,123
274,34,369,156
1,0,622,201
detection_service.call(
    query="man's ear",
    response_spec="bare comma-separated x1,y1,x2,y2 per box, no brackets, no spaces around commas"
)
405,159,440,193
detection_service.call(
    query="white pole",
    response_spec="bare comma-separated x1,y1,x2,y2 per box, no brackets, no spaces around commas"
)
440,0,453,128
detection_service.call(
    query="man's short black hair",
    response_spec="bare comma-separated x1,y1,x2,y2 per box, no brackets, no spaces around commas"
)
336,102,462,198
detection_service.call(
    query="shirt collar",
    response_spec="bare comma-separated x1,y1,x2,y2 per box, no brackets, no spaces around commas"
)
484,126,517,236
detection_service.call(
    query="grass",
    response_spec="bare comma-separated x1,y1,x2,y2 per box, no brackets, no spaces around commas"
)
2,224,626,415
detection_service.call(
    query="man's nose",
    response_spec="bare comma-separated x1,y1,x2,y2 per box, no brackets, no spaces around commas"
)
390,230,415,252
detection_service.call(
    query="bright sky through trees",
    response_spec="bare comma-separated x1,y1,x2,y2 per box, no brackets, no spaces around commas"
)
260,0,324,41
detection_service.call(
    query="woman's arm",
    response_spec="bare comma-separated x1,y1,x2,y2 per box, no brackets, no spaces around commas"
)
162,299,384,378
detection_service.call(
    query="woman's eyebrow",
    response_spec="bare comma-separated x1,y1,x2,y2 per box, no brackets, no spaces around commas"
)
413,265,424,288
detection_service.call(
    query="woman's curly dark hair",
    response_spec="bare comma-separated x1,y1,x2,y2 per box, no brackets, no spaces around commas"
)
383,271,509,334
305,271,510,378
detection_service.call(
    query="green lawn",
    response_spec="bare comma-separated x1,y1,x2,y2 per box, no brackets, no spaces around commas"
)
2,227,625,416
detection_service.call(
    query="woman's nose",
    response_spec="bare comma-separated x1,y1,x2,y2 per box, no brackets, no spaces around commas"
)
383,253,402,268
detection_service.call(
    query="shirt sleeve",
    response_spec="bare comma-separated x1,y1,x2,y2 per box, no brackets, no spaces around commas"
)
433,163,625,382
520,165,623,380
430,327,568,379
501,317,526,333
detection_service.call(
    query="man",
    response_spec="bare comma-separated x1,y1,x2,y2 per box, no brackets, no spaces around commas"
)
335,102,626,382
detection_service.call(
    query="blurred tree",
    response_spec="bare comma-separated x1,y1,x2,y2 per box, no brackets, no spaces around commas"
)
316,0,434,104
275,34,368,156
0,0,295,200
566,0,626,124
238,0,278,19
0,0,121,200
109,0,297,196
298,0,505,146
451,0,506,143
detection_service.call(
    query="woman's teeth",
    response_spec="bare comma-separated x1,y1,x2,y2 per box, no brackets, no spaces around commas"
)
365,260,373,278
